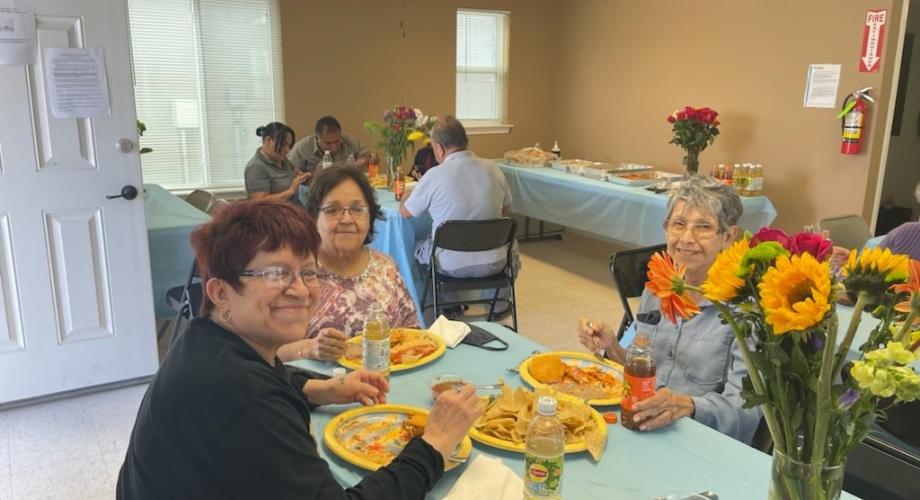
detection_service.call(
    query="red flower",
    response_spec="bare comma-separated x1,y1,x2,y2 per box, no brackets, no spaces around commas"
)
789,232,833,261
667,115,676,124
750,227,790,249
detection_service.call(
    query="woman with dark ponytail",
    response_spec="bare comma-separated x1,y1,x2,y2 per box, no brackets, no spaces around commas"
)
244,122,310,206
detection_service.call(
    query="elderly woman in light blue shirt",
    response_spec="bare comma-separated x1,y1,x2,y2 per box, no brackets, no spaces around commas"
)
579,176,761,444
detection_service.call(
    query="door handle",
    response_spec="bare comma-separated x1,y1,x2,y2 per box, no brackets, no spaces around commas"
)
106,185,139,200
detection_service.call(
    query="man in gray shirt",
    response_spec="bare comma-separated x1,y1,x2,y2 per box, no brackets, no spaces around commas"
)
400,116,520,313
288,116,371,174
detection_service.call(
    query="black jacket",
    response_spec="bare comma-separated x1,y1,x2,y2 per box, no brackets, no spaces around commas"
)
117,318,443,499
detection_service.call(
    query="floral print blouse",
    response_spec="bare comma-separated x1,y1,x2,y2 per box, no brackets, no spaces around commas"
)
307,249,420,338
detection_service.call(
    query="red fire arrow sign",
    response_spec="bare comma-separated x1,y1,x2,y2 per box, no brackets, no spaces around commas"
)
860,9,887,73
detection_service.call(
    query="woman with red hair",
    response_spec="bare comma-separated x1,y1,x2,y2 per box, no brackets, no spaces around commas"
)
117,199,481,499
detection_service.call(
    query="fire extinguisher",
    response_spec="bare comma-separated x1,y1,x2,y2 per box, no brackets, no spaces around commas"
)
839,87,874,155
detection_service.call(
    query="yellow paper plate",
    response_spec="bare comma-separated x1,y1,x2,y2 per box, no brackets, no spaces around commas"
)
323,404,472,471
468,394,607,454
519,351,625,406
337,328,446,373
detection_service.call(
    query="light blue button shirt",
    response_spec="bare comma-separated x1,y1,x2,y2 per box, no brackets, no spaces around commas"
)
628,290,762,444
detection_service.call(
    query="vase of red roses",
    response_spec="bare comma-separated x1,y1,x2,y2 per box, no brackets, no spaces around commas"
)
667,106,720,175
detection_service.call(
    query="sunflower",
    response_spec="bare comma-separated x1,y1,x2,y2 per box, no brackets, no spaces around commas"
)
645,252,701,324
758,252,832,335
702,237,752,302
843,248,910,303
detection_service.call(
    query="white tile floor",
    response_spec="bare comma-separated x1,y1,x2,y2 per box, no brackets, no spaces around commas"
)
0,384,148,500
0,231,625,499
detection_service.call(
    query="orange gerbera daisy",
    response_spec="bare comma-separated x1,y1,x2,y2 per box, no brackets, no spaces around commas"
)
645,252,701,324
893,260,920,313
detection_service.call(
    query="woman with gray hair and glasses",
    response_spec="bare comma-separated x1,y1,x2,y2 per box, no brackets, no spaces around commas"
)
578,176,762,444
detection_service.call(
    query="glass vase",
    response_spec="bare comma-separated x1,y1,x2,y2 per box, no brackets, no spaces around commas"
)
386,155,402,191
683,149,700,176
768,449,845,500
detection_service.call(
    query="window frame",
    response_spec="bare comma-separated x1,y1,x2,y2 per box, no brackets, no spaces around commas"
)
455,8,513,135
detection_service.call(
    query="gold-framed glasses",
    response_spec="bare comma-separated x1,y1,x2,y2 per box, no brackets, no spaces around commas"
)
663,218,719,239
240,266,320,289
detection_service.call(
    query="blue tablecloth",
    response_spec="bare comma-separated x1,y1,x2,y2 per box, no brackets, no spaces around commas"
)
864,235,884,249
371,189,430,325
289,322,858,499
499,164,778,246
144,184,208,318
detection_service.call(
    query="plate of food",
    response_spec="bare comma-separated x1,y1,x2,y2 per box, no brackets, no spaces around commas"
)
519,352,624,406
607,170,682,187
609,163,656,173
324,404,472,471
338,328,445,372
369,175,389,189
502,145,556,167
469,386,606,460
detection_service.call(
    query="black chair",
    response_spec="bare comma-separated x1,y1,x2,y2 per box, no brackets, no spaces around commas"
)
844,430,920,499
608,244,666,339
164,258,202,349
420,218,518,331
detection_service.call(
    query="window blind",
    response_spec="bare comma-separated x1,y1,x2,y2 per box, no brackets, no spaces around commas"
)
128,0,284,191
456,9,509,124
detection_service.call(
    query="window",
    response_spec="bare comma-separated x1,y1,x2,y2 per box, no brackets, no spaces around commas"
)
456,9,511,133
128,0,284,191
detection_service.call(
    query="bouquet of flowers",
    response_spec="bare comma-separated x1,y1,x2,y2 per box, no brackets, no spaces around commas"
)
667,106,720,175
646,227,920,500
364,106,435,180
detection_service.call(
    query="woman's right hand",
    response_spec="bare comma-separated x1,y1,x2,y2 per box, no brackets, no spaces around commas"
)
578,317,616,355
295,328,348,361
422,384,482,462
291,171,312,188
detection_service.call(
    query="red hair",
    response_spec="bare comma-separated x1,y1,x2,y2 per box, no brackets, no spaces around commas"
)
190,199,320,315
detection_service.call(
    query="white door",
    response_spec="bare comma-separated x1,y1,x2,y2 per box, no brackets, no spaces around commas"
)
0,0,158,403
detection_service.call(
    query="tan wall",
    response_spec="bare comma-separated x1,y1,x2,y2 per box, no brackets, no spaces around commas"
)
278,0,559,164
555,0,898,232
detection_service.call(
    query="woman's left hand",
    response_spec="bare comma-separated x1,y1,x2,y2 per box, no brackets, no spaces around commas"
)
303,368,389,406
630,388,695,431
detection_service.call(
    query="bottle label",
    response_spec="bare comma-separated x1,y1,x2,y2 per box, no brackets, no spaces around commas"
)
363,337,390,372
622,373,656,411
524,452,563,497
749,177,763,191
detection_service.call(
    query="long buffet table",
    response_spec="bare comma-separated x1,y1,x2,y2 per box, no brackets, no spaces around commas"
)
498,164,778,246
290,321,859,499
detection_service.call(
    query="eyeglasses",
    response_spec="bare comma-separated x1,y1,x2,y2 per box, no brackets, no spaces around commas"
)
240,266,320,289
319,205,369,219
663,218,720,239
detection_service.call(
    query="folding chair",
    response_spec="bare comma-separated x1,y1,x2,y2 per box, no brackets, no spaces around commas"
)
609,243,666,339
818,215,872,250
185,189,216,213
420,218,518,331
164,258,202,349
844,430,920,499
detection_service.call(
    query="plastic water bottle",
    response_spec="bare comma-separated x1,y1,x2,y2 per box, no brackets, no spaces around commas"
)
322,150,333,169
524,396,565,500
363,303,390,380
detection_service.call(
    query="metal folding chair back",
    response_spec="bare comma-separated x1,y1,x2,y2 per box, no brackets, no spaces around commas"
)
609,243,666,338
421,218,518,330
818,214,872,250
164,258,202,350
185,189,216,213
